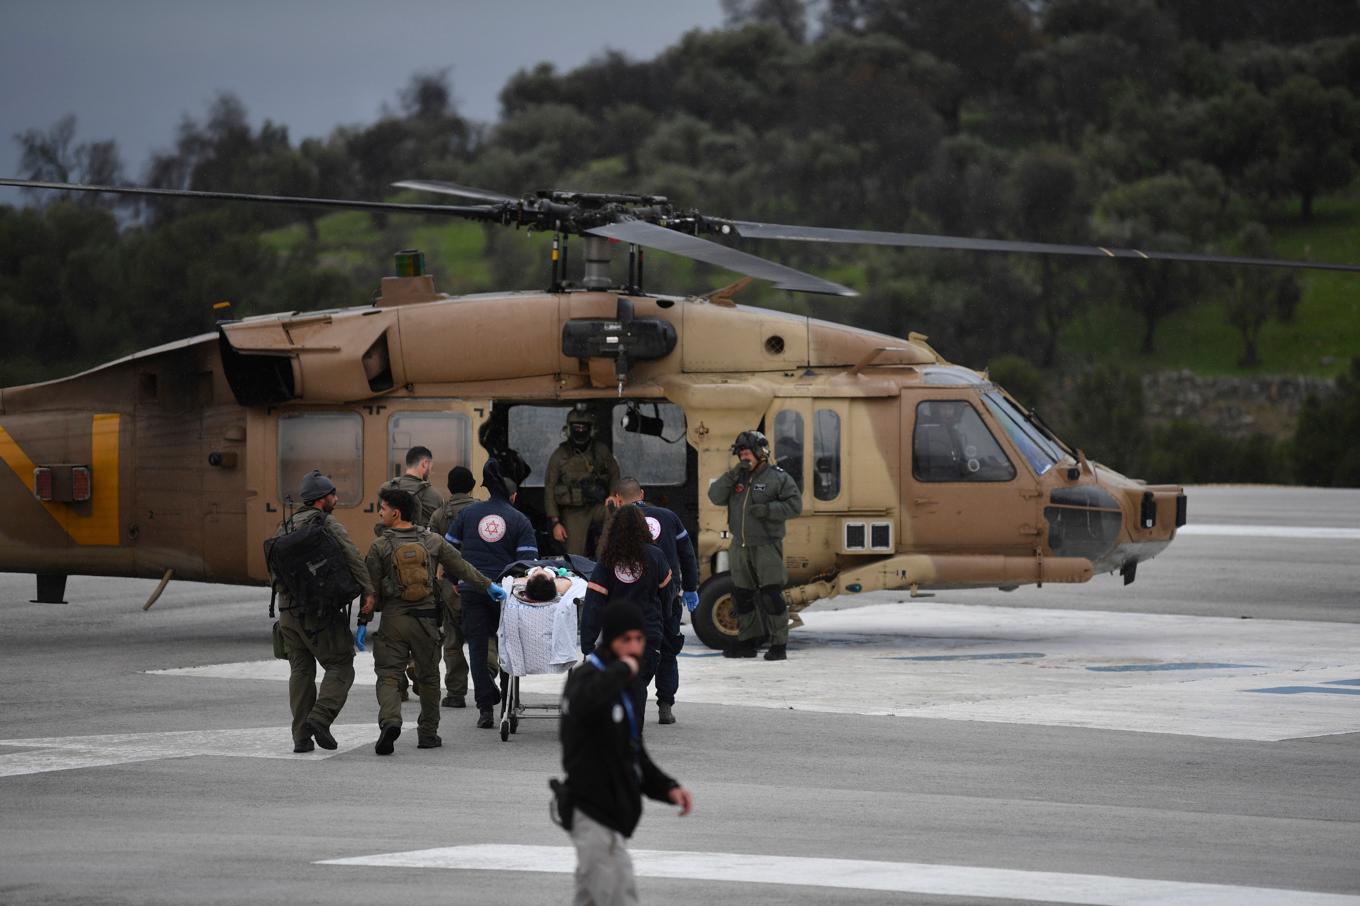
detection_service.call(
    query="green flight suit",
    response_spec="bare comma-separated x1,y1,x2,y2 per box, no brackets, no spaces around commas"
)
428,492,499,697
365,527,493,738
707,461,803,645
545,440,620,556
272,505,374,746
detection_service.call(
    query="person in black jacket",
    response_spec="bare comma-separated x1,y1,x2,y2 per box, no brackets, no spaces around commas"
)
558,602,693,905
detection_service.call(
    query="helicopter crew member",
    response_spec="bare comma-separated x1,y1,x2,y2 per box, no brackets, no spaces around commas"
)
428,466,499,709
273,470,374,754
382,446,445,527
546,409,620,557
707,430,803,661
556,601,693,906
607,478,699,726
446,460,539,729
579,505,673,728
361,488,503,754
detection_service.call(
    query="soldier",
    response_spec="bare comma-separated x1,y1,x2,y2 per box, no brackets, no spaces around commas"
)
606,478,699,725
428,465,499,709
272,470,373,754
382,445,444,526
446,460,539,729
360,487,504,754
545,409,620,557
707,430,803,661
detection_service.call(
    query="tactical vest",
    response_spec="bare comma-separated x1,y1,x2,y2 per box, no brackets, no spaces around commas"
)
554,444,611,508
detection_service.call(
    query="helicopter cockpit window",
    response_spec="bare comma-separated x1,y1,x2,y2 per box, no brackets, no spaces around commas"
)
612,402,687,486
982,392,1065,477
773,410,804,492
388,412,471,480
913,401,1016,483
813,409,841,500
277,412,363,506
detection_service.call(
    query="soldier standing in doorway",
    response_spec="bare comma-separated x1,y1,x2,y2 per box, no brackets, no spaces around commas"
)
707,430,803,661
546,409,619,557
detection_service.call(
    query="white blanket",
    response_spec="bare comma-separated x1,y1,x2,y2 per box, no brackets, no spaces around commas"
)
496,576,585,677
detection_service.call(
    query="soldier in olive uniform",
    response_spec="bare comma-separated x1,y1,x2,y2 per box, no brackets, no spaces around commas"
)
427,465,498,708
546,410,620,557
707,430,803,661
273,470,374,753
360,487,504,754
382,445,445,526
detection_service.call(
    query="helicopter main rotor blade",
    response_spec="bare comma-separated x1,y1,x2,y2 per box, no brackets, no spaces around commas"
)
0,178,500,218
589,220,857,296
726,220,1360,274
392,179,518,204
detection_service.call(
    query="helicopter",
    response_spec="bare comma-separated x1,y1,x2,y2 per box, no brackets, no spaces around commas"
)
2,176,1356,649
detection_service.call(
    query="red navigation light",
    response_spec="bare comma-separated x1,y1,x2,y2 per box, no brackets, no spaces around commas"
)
71,466,92,502
33,467,54,501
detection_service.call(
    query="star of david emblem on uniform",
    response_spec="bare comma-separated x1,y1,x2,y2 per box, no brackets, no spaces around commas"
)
478,514,507,543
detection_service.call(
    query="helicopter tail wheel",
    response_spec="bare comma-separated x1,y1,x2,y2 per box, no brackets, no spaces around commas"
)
692,573,740,651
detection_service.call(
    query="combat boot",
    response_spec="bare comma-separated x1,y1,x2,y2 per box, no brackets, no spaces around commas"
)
374,723,401,756
417,734,442,749
657,702,676,725
723,639,757,658
304,719,337,750
477,708,494,729
293,738,315,754
442,694,466,708
763,644,787,661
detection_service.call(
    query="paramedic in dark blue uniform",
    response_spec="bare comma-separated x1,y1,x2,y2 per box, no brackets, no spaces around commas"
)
580,505,672,729
607,478,698,726
445,460,539,728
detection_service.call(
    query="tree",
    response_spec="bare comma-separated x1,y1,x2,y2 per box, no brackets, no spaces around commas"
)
1222,223,1301,368
722,0,808,43
1293,358,1360,487
1271,75,1360,221
14,114,125,203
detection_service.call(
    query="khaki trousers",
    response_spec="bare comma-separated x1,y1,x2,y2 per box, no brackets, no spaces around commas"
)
373,610,442,737
278,609,355,745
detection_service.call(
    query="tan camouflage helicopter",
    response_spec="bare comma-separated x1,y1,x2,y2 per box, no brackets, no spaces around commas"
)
2,176,1355,648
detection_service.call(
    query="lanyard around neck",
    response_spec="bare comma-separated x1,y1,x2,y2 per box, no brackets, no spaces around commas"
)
586,653,640,744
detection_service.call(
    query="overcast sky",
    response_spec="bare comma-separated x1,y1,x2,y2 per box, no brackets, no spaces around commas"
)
0,0,726,202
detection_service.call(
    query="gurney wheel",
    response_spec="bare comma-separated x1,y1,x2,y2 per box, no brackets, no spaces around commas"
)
499,720,510,742
510,715,519,734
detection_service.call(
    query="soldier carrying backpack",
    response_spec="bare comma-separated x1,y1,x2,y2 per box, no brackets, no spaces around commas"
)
264,469,374,755
362,487,506,755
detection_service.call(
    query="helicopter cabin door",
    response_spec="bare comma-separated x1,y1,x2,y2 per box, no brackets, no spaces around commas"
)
900,390,1042,554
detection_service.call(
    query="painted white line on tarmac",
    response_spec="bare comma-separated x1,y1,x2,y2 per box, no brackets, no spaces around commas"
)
0,724,371,777
1179,524,1360,540
319,844,1360,905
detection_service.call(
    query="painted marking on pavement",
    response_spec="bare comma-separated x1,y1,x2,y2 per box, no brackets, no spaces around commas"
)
1179,524,1360,540
317,844,1360,905
1248,686,1360,696
1324,678,1360,686
881,652,1045,662
1088,662,1263,673
0,725,371,778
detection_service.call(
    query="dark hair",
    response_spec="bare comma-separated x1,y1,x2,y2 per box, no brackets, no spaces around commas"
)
379,488,416,521
610,477,643,500
405,446,433,467
447,466,475,494
524,573,558,602
596,505,650,575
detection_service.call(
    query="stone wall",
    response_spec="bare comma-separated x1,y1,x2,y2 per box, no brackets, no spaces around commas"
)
1141,370,1337,439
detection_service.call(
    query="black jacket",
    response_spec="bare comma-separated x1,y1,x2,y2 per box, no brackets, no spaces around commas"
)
559,648,678,837
580,545,671,650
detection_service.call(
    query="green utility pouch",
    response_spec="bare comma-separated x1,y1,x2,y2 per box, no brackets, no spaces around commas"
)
271,621,288,659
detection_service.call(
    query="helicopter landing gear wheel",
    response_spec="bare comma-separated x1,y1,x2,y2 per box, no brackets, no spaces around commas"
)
692,573,740,651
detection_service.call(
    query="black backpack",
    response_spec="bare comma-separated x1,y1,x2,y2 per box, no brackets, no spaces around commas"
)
264,517,362,621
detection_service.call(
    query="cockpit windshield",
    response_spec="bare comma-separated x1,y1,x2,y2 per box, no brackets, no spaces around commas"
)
982,391,1070,477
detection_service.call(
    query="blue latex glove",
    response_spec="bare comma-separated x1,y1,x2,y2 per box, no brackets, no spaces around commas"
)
487,583,507,603
355,624,368,652
683,591,699,612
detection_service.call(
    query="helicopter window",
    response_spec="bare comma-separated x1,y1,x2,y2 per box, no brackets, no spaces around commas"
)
277,412,364,506
813,409,841,500
773,410,804,492
508,406,575,488
387,412,471,480
982,392,1063,477
912,401,1016,483
611,403,687,486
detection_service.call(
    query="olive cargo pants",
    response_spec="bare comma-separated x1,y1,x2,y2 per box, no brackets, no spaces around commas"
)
373,609,442,738
729,541,790,646
278,609,356,745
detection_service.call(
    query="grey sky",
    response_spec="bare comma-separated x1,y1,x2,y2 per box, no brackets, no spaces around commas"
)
0,0,725,200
